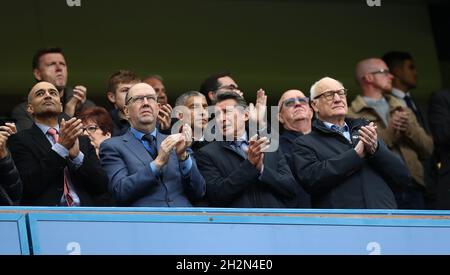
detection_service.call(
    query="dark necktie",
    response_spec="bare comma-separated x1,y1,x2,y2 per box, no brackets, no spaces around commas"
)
230,140,248,159
142,134,158,159
47,128,74,207
404,94,417,112
404,94,427,130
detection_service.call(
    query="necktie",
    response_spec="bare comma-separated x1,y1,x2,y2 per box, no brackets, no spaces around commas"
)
47,128,74,207
403,94,417,112
142,134,158,159
403,94,427,129
230,140,248,159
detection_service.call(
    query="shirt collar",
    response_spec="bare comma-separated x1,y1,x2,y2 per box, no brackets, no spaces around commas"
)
35,123,60,135
323,121,349,133
130,127,157,141
391,88,407,99
237,132,248,142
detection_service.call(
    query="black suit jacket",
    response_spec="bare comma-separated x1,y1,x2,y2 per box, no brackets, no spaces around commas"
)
195,141,298,208
8,124,108,206
429,89,450,208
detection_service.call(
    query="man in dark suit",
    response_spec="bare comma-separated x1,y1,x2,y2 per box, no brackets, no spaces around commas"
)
293,77,410,209
11,47,95,132
99,83,205,207
195,92,298,208
8,82,108,206
0,122,22,205
429,89,450,209
277,89,313,208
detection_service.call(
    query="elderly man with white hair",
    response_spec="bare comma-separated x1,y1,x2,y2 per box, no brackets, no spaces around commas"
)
291,77,410,209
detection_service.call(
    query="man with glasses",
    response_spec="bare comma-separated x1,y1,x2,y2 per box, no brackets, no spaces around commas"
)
292,77,410,209
278,89,313,208
99,83,205,207
348,58,433,209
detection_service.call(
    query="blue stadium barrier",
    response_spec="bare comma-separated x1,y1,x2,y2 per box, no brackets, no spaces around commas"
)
2,207,450,255
0,212,29,255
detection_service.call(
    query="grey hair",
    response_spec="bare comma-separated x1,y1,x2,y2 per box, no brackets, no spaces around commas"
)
175,91,205,107
310,77,343,100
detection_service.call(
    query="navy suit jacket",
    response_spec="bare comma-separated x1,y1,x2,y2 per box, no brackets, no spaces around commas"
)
99,130,205,207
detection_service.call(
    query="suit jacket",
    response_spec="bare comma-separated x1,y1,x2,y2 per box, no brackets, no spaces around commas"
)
195,141,298,208
0,154,22,205
293,118,410,209
279,129,311,208
99,130,205,207
11,87,96,132
429,89,450,208
7,124,108,206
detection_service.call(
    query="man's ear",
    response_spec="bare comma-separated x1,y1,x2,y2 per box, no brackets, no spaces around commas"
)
243,110,249,122
106,92,116,104
123,105,130,119
362,74,373,84
207,91,215,102
33,69,42,81
278,112,285,124
26,104,34,116
59,102,63,113
176,111,184,121
311,100,319,113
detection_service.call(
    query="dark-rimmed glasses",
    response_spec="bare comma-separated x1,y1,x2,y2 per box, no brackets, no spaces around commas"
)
313,88,347,101
126,95,157,105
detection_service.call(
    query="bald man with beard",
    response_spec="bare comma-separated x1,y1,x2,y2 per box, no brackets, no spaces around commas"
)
8,81,108,206
347,58,433,209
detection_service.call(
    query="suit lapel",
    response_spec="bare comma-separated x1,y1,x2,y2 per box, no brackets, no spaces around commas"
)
29,124,52,154
218,141,246,159
122,131,152,166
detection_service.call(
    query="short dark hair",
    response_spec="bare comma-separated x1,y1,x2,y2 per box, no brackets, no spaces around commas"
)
382,51,413,71
199,72,232,103
107,70,140,95
32,47,64,70
78,106,114,135
216,91,248,109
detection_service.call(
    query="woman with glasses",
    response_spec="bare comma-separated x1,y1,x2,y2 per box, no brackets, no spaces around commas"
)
78,107,114,157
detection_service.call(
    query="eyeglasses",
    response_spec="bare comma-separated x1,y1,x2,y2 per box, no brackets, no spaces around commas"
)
313,88,347,101
83,125,99,134
126,95,157,105
369,69,391,75
282,97,310,108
